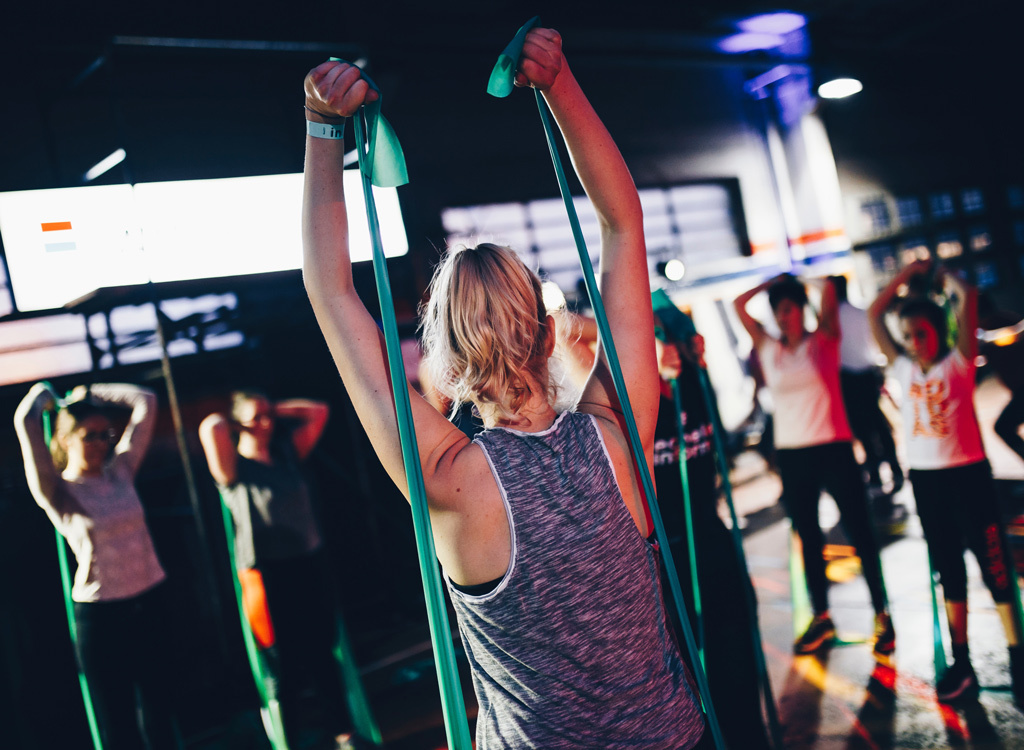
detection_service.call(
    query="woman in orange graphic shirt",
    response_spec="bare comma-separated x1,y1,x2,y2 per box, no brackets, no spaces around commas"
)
870,259,1022,704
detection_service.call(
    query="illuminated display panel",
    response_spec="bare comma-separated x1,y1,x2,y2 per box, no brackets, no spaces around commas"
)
134,172,407,283
0,185,148,312
0,172,408,312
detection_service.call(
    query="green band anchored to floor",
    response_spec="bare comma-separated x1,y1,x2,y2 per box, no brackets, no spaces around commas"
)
218,495,290,749
669,377,706,668
488,19,726,750
694,366,786,750
41,385,104,750
348,70,473,750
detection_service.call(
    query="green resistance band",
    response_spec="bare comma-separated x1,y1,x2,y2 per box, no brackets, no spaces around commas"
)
926,552,949,681
668,378,705,668
487,19,725,750
331,603,383,745
787,529,814,639
41,384,104,750
337,60,473,750
218,496,289,749
693,367,785,750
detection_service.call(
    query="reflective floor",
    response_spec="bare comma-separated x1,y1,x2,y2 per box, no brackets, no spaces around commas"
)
743,377,1024,750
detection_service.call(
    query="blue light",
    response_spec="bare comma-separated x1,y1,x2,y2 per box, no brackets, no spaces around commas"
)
718,32,785,54
738,12,807,35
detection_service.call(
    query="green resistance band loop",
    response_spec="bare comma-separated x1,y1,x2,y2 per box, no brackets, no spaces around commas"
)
487,21,725,750
218,495,289,749
41,384,104,750
695,367,785,750
669,378,705,668
349,75,472,750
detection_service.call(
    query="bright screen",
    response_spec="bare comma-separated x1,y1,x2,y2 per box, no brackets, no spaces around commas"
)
0,185,148,312
0,172,408,312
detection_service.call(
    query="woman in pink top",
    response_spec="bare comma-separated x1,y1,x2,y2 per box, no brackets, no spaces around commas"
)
14,381,176,749
869,260,1023,703
735,274,894,656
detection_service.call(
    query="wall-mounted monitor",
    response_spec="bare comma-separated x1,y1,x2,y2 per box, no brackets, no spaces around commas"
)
0,172,408,313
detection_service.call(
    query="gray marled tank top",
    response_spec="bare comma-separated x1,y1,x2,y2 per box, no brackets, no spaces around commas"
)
448,411,705,749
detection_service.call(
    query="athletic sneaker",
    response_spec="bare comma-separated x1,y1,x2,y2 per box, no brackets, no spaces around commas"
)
794,614,836,655
936,660,979,703
873,612,896,656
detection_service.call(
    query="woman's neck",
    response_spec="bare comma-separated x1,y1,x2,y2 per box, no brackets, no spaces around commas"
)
485,392,558,433
63,460,102,480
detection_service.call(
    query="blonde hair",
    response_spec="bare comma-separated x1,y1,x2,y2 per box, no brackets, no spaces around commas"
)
419,243,562,424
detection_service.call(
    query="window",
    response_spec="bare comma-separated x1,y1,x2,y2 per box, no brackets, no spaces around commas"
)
960,188,985,215
896,197,923,228
928,192,955,221
859,197,892,236
969,226,992,252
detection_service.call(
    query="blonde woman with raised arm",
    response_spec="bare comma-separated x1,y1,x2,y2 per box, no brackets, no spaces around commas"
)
302,27,704,750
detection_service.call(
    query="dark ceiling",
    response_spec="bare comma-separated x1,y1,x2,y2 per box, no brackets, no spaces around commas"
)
0,1,1019,198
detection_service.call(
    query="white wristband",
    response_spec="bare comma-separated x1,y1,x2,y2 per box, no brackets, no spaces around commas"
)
306,120,345,140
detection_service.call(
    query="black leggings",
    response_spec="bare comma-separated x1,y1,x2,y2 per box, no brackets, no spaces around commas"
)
776,442,888,615
909,461,1014,603
73,583,177,750
259,550,351,743
840,369,901,485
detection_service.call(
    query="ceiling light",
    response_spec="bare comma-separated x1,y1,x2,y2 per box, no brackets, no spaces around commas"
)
817,78,863,99
718,32,785,54
83,148,126,182
738,12,807,35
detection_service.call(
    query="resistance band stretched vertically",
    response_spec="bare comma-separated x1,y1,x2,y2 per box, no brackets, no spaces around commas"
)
41,386,104,750
217,496,289,750
668,377,705,666
487,18,726,750
693,366,786,749
339,60,474,750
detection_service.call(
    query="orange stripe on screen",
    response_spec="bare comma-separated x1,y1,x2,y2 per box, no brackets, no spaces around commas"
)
41,221,73,232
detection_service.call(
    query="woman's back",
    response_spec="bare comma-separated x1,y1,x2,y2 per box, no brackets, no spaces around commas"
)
450,411,704,749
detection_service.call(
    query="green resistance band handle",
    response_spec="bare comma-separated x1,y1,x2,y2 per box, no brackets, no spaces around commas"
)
696,368,785,750
487,20,725,750
347,70,473,750
669,378,705,667
41,384,104,750
218,496,289,749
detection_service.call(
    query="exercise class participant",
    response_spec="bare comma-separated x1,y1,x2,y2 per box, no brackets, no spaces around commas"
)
977,294,1024,466
199,392,356,748
869,260,1024,702
830,275,904,497
735,275,895,655
302,27,704,749
652,296,773,750
14,382,177,749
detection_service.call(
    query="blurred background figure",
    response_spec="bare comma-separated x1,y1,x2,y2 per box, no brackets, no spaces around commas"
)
830,275,904,498
735,274,894,657
199,392,357,749
978,293,1024,467
652,292,774,750
14,381,178,750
